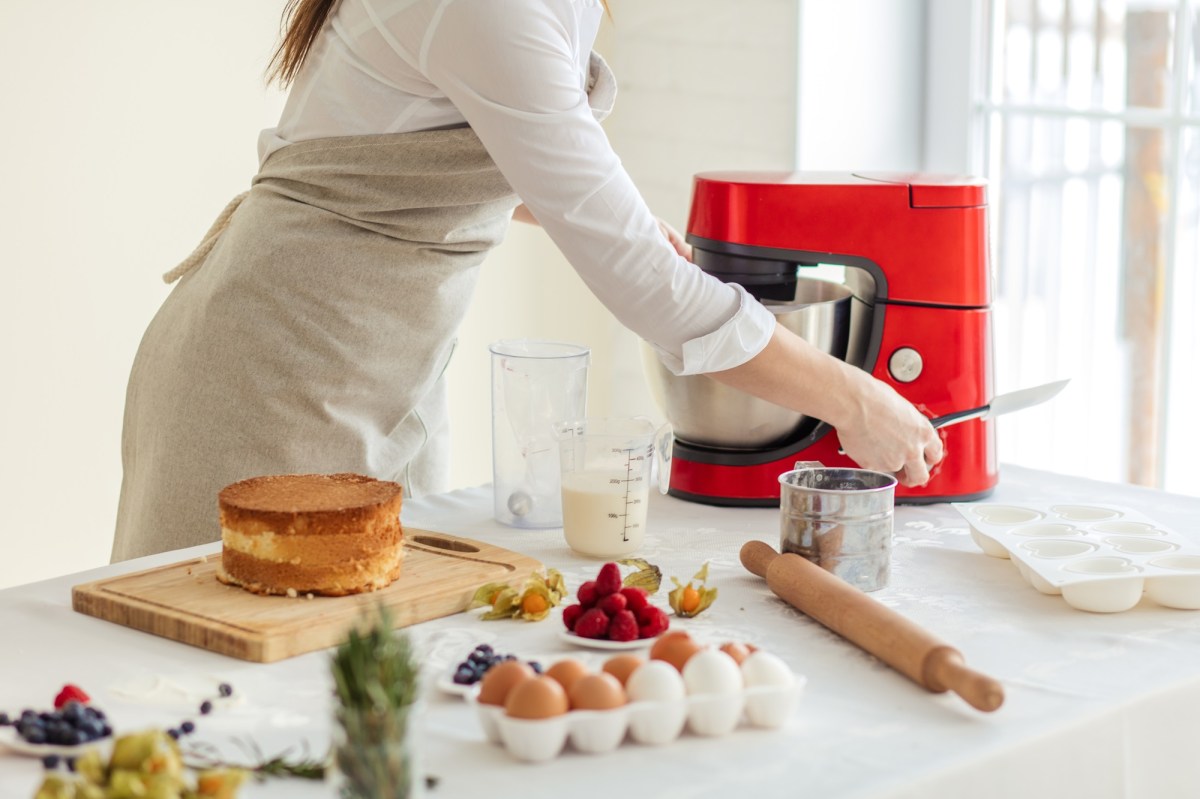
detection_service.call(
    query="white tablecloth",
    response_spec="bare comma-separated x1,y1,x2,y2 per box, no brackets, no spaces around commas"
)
3,465,1200,798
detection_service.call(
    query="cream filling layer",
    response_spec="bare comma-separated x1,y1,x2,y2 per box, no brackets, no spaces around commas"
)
222,527,293,562
221,526,402,569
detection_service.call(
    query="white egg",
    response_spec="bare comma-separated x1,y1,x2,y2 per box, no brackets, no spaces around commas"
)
740,650,796,690
625,659,685,703
681,648,743,695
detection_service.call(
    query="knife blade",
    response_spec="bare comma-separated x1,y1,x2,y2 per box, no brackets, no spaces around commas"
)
930,379,1070,429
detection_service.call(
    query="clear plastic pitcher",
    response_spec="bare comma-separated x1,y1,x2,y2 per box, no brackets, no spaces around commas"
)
490,340,590,528
555,417,672,558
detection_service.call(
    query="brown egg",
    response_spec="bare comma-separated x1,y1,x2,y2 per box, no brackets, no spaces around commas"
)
650,630,702,673
568,672,626,710
719,641,752,665
545,658,590,694
504,675,570,719
477,659,535,707
601,654,645,686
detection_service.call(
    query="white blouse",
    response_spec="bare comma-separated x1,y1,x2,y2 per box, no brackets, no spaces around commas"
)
258,0,774,375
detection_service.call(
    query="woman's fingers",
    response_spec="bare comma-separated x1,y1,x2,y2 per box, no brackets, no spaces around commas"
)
656,218,693,261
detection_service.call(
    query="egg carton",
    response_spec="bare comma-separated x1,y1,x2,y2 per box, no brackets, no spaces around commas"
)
467,678,805,762
954,502,1200,613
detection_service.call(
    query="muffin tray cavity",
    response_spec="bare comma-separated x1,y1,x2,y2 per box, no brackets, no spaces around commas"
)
955,502,1200,613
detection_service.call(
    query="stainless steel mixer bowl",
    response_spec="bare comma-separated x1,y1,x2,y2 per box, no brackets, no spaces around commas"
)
641,278,853,449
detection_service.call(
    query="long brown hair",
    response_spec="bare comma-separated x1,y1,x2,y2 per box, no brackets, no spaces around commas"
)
268,0,611,87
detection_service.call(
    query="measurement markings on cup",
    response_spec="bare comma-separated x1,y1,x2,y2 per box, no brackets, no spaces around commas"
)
604,446,650,542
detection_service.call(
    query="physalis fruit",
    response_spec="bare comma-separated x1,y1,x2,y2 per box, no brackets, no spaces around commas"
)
668,562,718,618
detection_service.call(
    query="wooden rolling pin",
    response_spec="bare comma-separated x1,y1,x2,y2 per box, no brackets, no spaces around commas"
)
741,540,1004,712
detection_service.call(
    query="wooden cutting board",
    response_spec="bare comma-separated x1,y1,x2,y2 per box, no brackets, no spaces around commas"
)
72,529,543,663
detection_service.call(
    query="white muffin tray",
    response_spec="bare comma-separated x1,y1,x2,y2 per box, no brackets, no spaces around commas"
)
955,502,1200,613
467,676,805,763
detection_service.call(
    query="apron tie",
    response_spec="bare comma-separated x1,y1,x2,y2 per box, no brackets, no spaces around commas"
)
162,191,250,284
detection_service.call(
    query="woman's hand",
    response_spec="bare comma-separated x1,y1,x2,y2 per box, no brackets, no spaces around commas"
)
656,218,692,261
834,372,944,487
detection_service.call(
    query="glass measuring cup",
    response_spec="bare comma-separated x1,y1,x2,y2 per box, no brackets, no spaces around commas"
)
554,418,672,558
490,339,590,528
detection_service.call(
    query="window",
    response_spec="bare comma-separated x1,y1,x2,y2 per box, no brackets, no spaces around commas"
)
973,0,1199,495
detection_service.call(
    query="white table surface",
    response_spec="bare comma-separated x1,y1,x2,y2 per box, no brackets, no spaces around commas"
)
3,465,1200,799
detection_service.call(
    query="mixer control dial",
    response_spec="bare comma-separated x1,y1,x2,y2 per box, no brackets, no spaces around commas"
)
888,347,923,383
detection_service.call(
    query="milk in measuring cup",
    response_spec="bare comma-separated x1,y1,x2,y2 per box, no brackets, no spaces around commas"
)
555,417,671,559
561,471,649,558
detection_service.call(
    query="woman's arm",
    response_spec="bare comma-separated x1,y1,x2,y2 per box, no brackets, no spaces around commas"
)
709,324,944,486
417,1,940,486
514,204,693,262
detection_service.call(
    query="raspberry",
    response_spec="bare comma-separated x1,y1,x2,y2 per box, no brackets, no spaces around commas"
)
595,562,622,597
637,605,670,639
597,592,627,616
573,608,611,640
608,609,638,642
562,603,583,631
619,586,649,614
53,685,90,709
577,580,599,609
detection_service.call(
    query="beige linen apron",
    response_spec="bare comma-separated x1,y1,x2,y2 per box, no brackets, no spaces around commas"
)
112,53,616,562
111,127,519,561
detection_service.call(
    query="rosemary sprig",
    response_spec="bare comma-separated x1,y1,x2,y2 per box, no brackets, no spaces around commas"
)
330,605,420,799
331,606,419,712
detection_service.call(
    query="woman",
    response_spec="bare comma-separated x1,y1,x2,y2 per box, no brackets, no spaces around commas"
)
112,0,942,561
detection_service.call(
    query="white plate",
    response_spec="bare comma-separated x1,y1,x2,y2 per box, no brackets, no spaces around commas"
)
558,631,656,651
0,726,111,758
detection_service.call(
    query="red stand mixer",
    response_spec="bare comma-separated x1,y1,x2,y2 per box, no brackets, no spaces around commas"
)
650,171,997,506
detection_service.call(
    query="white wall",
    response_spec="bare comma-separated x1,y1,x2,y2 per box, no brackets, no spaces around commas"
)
1,2,289,587
797,0,927,170
1,0,931,590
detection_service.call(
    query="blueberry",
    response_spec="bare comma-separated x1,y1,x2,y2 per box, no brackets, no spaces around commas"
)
62,703,85,724
41,754,59,770
21,727,46,745
529,661,544,674
167,728,181,740
0,712,10,726
100,724,112,737
199,701,213,715
69,729,86,746
65,757,77,772
80,719,105,739
180,721,195,735
217,683,233,698
19,710,37,723
476,644,493,655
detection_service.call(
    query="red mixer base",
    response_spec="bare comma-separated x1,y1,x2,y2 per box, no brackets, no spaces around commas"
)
667,422,998,507
666,484,996,508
